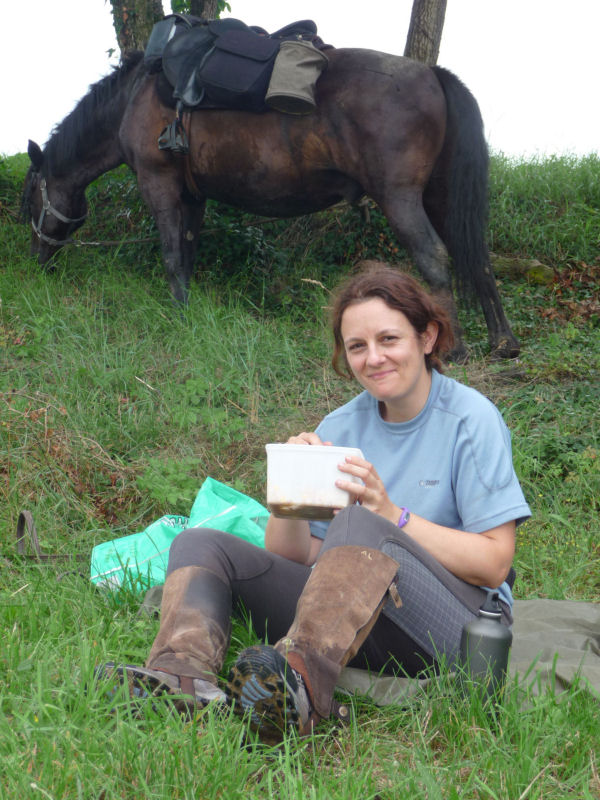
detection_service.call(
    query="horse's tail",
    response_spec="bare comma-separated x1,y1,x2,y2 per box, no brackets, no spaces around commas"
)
425,66,490,303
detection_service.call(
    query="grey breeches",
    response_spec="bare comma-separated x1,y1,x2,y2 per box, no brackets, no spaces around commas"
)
167,505,508,675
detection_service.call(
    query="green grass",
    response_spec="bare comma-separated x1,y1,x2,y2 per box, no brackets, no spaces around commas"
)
2,563,600,798
489,153,600,266
1,152,599,798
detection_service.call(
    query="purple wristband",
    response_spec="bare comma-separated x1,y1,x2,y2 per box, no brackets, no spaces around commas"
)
397,507,410,528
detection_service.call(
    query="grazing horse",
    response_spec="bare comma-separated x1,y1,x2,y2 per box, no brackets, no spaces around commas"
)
21,49,520,359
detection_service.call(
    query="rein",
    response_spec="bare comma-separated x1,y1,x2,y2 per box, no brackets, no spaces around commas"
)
31,177,87,247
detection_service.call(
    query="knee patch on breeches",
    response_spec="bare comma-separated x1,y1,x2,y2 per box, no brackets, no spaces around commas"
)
319,505,395,553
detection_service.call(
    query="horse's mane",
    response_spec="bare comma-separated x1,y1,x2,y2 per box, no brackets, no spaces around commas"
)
43,51,145,177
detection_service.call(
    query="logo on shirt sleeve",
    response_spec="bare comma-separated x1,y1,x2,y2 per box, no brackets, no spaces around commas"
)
419,479,440,488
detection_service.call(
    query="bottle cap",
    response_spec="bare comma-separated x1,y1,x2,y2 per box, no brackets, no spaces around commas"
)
479,591,502,619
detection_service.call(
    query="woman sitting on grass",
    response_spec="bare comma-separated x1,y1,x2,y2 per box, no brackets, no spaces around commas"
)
99,263,531,741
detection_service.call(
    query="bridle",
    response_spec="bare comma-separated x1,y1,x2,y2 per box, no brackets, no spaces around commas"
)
31,177,87,247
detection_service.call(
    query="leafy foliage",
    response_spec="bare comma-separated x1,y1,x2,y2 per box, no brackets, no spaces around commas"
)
169,0,231,17
0,153,29,217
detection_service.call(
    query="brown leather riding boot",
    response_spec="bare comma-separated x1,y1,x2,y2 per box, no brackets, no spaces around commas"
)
97,565,231,712
226,545,400,739
146,564,231,682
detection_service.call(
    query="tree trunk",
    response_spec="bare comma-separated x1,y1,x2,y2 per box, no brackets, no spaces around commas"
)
190,0,219,18
110,0,164,55
404,0,447,65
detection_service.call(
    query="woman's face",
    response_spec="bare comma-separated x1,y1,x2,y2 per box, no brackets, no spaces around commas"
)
340,297,437,422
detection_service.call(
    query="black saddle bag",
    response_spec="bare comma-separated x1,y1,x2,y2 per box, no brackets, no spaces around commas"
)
196,28,281,112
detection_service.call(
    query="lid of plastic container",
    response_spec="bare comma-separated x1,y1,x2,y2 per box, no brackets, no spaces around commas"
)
265,443,364,458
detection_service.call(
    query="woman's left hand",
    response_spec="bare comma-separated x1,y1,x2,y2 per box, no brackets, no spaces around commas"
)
335,455,399,523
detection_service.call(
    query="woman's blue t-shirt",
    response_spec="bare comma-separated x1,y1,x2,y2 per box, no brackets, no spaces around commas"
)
309,370,531,607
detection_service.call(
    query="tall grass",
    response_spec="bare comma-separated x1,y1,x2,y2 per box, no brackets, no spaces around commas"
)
1,152,599,798
489,153,600,266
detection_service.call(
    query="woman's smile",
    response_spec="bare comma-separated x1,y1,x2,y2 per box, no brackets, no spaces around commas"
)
367,367,398,382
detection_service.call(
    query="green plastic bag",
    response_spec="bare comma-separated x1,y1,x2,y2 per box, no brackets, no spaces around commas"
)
90,514,188,593
90,478,269,594
188,476,268,548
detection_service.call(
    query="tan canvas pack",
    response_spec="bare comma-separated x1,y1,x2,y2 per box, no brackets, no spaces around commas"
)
266,40,329,115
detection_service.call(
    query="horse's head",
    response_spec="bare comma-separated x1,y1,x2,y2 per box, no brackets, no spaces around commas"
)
22,140,88,266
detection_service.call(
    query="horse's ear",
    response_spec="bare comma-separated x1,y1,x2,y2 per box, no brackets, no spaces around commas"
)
27,140,44,170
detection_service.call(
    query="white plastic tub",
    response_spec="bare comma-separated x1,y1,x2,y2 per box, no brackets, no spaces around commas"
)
265,443,364,520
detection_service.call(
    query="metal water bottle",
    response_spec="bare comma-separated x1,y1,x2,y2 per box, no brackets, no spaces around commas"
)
459,591,512,703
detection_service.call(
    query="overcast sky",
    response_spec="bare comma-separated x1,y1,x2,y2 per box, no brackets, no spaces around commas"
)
2,0,598,159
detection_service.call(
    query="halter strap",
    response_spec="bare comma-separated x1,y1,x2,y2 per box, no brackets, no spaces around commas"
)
31,177,87,247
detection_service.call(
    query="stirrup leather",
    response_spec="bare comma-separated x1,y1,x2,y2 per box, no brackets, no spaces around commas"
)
158,104,190,153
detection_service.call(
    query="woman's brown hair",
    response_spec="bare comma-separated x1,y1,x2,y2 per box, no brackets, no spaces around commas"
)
330,262,455,377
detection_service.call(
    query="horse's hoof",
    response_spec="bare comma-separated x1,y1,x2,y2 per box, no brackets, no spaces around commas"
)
489,338,521,361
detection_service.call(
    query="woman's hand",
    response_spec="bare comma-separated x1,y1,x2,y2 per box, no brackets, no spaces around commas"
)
286,432,332,446
335,455,400,524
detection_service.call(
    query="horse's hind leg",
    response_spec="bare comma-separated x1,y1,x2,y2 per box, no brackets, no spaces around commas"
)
471,268,521,360
377,191,469,361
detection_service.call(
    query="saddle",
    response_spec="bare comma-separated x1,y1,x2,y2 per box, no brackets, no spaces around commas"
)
144,15,331,152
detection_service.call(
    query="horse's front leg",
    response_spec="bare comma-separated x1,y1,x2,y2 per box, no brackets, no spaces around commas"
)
377,191,469,362
137,173,205,304
160,197,206,304
180,192,207,301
